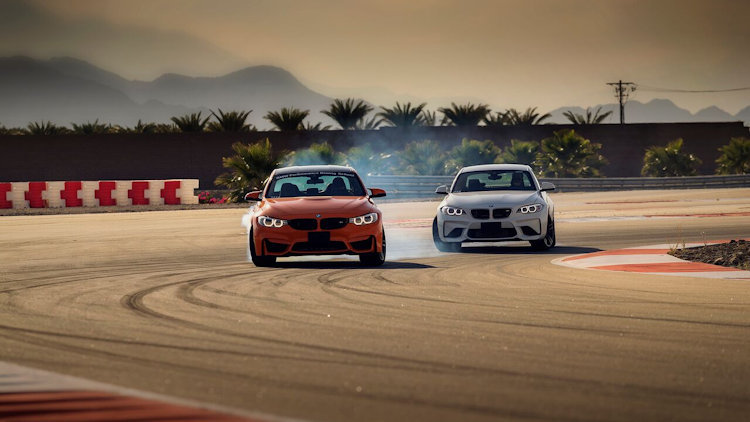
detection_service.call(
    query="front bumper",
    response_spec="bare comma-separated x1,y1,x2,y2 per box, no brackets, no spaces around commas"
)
253,220,383,256
437,210,547,243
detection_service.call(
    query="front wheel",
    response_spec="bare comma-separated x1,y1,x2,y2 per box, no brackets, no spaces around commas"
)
432,218,462,252
249,229,276,267
530,216,556,250
360,232,386,266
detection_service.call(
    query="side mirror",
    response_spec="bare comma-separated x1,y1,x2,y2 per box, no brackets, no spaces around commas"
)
539,182,556,192
435,185,448,195
244,190,262,201
369,188,386,198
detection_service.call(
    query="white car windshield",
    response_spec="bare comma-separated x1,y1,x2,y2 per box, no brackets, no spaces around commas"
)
452,170,537,192
265,171,366,198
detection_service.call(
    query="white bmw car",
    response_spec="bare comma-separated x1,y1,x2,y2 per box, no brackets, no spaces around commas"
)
433,164,556,252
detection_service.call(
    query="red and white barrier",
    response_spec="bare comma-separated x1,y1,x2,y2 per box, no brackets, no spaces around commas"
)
0,180,199,209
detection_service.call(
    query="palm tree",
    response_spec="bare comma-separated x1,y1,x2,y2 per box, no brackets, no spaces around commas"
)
499,140,540,168
419,109,438,126
71,119,112,135
504,107,551,125
483,111,510,127
25,121,70,135
397,140,449,175
322,98,374,130
563,107,613,124
285,142,346,166
264,107,309,131
208,109,253,132
355,115,383,130
377,102,427,127
536,129,608,177
171,112,210,132
641,138,702,177
302,121,332,131
154,123,179,133
446,139,501,173
109,125,127,134
214,138,287,202
715,137,750,174
0,125,24,135
438,102,490,126
127,120,158,134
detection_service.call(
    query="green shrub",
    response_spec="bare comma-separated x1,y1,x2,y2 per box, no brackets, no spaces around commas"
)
396,140,449,175
344,144,395,175
498,139,540,169
641,138,701,177
715,137,750,175
536,129,607,177
446,139,501,173
285,142,345,166
214,139,287,202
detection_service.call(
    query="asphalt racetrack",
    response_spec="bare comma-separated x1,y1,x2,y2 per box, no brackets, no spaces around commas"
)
1,189,749,422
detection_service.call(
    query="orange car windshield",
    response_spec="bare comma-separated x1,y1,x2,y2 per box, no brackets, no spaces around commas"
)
266,172,366,198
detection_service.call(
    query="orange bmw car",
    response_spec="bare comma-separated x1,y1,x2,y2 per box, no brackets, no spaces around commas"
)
244,165,387,266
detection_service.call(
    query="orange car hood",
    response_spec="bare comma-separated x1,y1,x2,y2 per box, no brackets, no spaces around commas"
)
262,196,374,218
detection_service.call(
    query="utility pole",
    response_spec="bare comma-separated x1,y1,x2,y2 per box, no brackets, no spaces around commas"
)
606,80,636,124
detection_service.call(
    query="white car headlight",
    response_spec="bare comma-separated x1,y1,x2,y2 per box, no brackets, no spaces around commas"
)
258,215,287,228
517,203,543,214
350,212,379,225
441,206,465,216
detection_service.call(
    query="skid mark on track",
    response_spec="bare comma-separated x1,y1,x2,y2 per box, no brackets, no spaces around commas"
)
556,309,750,329
4,261,750,418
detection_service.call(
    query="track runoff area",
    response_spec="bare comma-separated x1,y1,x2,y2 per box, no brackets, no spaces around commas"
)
0,188,749,422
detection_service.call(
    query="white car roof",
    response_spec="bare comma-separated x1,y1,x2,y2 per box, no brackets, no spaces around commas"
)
457,164,533,173
273,165,356,176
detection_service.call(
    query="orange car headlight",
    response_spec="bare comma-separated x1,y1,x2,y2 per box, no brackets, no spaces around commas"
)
349,212,378,226
258,216,287,228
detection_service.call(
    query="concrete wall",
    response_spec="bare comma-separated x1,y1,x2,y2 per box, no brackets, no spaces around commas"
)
1,122,747,188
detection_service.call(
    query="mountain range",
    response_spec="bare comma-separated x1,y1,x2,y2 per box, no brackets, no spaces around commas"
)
0,56,748,129
547,101,750,126
0,56,332,129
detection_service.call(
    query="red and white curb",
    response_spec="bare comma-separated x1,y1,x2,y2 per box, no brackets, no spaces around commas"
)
0,180,199,209
0,361,301,422
553,241,750,279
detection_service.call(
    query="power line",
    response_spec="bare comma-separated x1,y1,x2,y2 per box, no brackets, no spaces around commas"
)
636,84,750,93
606,80,636,124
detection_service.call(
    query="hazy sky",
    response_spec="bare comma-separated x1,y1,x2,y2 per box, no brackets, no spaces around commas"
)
11,0,750,113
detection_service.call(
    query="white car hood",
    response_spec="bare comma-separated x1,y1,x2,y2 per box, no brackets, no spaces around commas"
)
443,191,541,208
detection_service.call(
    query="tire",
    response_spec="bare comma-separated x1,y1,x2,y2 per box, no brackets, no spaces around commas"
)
360,232,386,266
432,218,462,253
530,216,556,250
249,229,276,267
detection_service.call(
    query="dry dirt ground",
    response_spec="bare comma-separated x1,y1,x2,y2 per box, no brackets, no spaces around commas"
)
671,239,750,270
1,188,749,422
